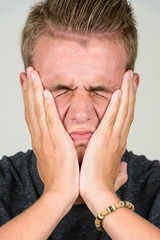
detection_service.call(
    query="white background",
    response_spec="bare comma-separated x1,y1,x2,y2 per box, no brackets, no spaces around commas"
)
0,0,160,160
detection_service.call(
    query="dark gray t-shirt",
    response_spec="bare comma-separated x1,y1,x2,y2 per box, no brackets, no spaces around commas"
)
0,150,160,239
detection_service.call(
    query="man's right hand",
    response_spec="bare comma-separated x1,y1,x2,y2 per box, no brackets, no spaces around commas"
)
21,66,79,207
0,67,79,240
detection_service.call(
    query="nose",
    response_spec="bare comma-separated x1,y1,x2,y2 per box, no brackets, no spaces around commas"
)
68,90,95,123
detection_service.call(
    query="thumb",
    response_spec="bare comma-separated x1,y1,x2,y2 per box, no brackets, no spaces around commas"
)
114,162,128,192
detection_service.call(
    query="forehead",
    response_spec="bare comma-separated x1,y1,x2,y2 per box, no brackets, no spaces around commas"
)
32,35,126,88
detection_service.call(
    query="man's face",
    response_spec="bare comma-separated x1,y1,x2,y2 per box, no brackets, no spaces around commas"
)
32,36,126,163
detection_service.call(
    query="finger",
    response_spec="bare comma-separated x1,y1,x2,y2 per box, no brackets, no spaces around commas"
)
20,71,34,137
114,162,128,191
23,67,41,139
97,89,122,137
112,71,131,136
121,74,136,139
31,70,49,138
43,90,65,140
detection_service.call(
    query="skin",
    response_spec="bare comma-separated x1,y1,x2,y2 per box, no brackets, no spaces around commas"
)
0,36,159,240
32,36,130,163
21,36,139,205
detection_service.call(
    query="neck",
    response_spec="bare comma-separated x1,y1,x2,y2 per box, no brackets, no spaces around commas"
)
74,195,85,205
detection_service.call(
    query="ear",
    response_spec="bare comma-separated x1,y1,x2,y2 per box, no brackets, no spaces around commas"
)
20,72,27,88
133,73,140,92
19,72,27,94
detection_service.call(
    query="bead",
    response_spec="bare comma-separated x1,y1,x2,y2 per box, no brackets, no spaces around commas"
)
98,214,104,220
95,219,101,225
101,209,108,216
95,201,135,232
123,201,127,207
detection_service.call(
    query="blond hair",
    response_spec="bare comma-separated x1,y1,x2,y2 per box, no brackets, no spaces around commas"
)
21,0,138,70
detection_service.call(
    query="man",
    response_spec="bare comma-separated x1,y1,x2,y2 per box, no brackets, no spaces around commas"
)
0,0,160,239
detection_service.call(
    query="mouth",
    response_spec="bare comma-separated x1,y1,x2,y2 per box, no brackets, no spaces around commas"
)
69,130,93,141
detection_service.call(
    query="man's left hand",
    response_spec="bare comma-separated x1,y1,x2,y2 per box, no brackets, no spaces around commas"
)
80,70,137,216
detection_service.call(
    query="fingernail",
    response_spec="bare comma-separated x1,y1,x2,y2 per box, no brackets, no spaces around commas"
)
117,90,122,98
43,90,48,99
26,68,31,78
31,72,34,81
130,71,134,80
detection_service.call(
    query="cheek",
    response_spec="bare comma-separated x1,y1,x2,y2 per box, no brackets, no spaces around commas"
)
92,97,110,120
53,93,111,122
53,94,72,121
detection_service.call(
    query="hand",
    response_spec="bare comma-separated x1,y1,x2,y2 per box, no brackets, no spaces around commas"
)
20,67,79,206
80,70,137,213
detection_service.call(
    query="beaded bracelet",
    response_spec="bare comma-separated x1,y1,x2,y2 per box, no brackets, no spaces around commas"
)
95,201,135,232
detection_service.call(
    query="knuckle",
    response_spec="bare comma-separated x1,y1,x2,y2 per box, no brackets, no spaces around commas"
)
45,100,52,112
107,114,116,126
112,128,119,138
25,105,34,115
24,107,33,123
34,105,43,117
45,103,56,127
130,111,134,123
127,109,134,125
46,114,54,126
122,106,128,118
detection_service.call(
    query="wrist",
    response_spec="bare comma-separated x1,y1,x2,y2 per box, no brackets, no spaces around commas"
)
82,190,120,217
43,184,79,206
42,190,75,218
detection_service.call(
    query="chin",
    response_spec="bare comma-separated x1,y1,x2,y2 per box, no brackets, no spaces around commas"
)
76,145,86,166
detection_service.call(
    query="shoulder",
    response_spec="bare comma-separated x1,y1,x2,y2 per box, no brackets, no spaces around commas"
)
0,150,34,169
0,150,35,183
123,150,160,180
0,151,42,225
121,151,160,226
121,150,160,201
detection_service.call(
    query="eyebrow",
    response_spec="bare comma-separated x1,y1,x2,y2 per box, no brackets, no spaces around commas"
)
47,84,74,91
88,86,113,94
47,83,114,94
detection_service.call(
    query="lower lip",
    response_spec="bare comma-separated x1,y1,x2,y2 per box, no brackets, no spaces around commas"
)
70,133,93,141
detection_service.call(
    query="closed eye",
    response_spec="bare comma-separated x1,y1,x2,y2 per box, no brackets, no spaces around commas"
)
92,90,109,99
46,84,72,98
55,89,72,98
88,86,112,100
